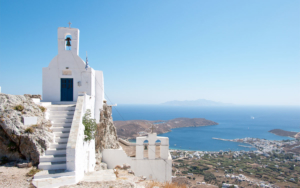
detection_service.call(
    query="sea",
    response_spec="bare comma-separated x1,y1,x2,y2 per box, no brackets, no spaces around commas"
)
112,105,300,152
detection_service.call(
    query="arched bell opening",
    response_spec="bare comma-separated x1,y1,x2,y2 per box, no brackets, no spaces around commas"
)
143,140,149,159
155,139,162,158
65,35,72,50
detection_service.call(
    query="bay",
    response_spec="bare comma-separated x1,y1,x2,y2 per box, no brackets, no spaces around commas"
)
112,105,300,151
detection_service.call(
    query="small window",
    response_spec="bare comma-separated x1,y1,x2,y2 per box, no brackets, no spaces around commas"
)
65,35,72,50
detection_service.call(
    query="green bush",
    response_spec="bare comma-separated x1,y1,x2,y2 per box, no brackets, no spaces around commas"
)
204,172,216,182
14,105,24,111
82,109,97,141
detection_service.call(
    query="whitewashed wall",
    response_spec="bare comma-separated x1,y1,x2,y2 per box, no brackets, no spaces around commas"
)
102,133,172,183
42,27,104,121
67,95,96,182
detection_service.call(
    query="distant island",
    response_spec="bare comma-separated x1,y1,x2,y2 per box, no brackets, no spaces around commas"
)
114,118,218,139
269,129,299,138
161,99,233,106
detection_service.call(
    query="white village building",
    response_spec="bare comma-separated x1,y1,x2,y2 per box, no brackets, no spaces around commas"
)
32,26,172,188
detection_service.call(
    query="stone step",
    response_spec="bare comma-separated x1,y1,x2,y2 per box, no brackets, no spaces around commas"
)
54,132,70,137
46,149,66,155
52,123,72,128
34,170,75,180
40,155,66,162
55,138,68,143
49,111,75,116
51,102,76,105
38,162,66,170
51,127,71,132
48,106,76,111
52,119,73,123
50,144,67,149
49,114,74,119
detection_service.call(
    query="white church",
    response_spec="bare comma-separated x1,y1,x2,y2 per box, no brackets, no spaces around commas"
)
32,25,172,188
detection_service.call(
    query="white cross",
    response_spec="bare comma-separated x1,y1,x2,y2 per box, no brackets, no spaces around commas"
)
151,124,155,133
68,22,72,28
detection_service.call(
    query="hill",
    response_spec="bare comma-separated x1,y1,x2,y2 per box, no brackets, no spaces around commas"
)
114,118,218,139
161,99,233,106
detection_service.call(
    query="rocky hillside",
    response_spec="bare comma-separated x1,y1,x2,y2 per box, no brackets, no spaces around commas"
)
95,101,120,162
0,94,53,165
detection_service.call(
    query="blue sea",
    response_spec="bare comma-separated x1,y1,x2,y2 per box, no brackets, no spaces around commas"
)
112,105,300,152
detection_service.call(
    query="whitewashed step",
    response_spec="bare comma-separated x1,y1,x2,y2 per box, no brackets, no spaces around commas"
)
34,170,75,180
55,138,68,143
55,133,70,137
48,107,76,111
40,156,66,162
49,115,74,119
51,127,71,132
52,123,72,128
39,162,66,170
49,111,75,115
46,149,66,155
52,119,73,123
52,102,76,105
50,144,67,149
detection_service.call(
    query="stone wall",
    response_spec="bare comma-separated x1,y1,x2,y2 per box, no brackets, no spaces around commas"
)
0,94,53,165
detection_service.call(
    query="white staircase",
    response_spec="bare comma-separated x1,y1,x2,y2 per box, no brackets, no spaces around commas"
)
37,104,76,178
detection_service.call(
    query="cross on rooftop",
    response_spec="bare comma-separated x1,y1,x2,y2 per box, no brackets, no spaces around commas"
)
68,22,72,28
151,124,155,133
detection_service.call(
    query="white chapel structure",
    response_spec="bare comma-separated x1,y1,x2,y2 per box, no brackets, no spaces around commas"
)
32,25,172,188
42,26,104,122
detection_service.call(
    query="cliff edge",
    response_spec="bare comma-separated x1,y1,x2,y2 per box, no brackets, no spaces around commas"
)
95,101,120,162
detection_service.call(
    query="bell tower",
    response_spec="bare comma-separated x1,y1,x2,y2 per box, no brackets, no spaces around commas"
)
57,25,80,55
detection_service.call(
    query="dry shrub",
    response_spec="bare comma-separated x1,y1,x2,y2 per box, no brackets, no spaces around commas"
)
115,165,122,169
26,168,41,177
31,124,39,128
146,181,161,188
25,127,34,134
146,181,187,188
114,169,119,178
38,105,47,112
14,105,24,111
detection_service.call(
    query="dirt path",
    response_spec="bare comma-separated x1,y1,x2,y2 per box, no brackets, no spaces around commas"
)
0,164,34,188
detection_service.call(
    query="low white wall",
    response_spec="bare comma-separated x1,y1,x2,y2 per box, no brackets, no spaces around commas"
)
102,147,131,169
66,94,95,182
132,156,172,182
102,147,172,182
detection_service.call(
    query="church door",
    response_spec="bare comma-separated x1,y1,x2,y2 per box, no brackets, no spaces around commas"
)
61,78,73,101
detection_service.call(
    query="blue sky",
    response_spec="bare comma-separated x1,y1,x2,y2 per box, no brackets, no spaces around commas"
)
0,0,299,105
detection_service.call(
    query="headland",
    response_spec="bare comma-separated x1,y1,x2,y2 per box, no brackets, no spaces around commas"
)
114,118,218,139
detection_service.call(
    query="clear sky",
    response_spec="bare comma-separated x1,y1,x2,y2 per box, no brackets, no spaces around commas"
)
0,0,299,105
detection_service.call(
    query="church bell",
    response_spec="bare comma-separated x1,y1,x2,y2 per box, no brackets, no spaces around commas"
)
65,37,71,47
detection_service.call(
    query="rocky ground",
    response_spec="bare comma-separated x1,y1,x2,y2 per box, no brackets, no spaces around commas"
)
60,180,135,188
0,163,35,188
